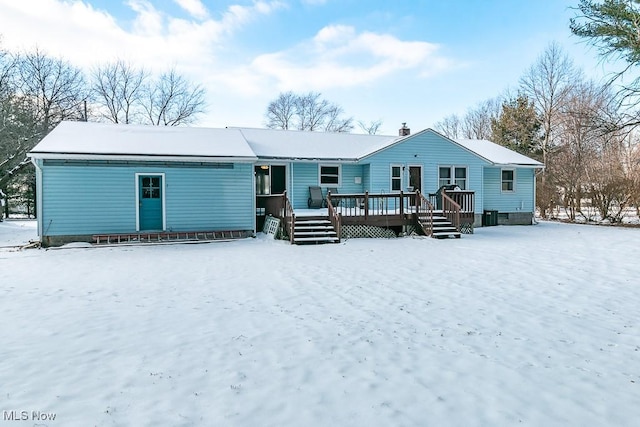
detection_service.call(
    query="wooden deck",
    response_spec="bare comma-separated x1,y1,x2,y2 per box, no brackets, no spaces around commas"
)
260,190,475,243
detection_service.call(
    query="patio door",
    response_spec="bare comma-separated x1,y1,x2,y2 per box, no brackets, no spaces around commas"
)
409,166,422,192
138,174,164,231
255,165,286,195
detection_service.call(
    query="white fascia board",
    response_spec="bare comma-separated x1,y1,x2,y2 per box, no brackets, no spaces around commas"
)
492,163,545,169
257,157,359,164
28,153,258,163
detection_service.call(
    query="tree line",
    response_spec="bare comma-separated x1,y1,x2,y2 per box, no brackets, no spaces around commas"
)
434,38,640,223
0,43,205,217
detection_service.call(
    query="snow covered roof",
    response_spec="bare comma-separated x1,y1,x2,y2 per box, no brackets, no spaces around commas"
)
455,138,543,167
236,127,401,161
29,121,257,162
29,122,543,168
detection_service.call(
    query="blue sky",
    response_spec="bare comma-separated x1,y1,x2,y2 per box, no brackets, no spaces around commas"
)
0,0,615,134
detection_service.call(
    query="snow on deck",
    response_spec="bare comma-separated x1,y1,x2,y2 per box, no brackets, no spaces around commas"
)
1,222,639,425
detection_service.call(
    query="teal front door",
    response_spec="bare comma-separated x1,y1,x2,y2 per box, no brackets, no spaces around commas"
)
138,175,163,231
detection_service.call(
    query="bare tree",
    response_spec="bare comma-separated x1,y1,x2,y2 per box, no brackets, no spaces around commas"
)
264,91,353,132
461,98,502,140
18,47,88,133
323,103,353,132
434,114,462,138
1,48,87,190
143,68,206,126
0,44,15,99
265,91,297,130
92,59,146,124
358,119,383,135
519,42,580,217
552,81,605,220
520,42,579,169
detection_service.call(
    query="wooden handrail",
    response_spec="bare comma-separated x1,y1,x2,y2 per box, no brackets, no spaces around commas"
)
326,191,341,242
441,191,461,232
415,190,434,236
282,191,295,243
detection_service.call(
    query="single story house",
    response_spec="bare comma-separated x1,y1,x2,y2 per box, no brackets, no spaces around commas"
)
28,121,543,246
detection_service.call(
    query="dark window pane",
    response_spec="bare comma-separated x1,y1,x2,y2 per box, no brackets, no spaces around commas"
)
151,189,160,198
439,167,451,179
321,166,339,176
455,168,466,178
392,179,401,191
143,188,151,198
151,177,160,187
142,177,151,187
502,170,513,181
392,166,401,177
321,175,339,185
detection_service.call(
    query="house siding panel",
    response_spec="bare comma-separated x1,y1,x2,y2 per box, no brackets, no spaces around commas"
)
364,131,487,213
483,167,535,213
41,163,254,236
290,163,363,209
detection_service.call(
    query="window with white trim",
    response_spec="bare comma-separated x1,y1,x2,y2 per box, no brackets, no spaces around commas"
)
439,166,467,189
319,165,340,186
502,169,515,192
390,165,402,191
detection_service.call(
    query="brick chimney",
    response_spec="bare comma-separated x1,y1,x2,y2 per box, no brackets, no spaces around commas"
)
399,122,410,136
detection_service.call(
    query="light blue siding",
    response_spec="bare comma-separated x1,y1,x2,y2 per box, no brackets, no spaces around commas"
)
483,167,535,213
41,162,254,236
290,163,363,209
364,130,488,213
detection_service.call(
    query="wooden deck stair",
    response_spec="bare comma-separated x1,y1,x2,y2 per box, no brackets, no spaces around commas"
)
417,211,461,239
292,216,339,244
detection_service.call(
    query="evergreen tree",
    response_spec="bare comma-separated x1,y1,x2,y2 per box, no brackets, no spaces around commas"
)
490,95,542,157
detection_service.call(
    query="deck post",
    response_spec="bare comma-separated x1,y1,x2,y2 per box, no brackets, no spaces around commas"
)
282,191,287,218
399,191,404,219
364,191,369,220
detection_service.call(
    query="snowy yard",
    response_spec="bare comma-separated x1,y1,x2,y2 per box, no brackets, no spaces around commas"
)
1,221,639,426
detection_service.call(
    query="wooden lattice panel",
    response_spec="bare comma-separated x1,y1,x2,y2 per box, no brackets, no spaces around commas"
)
342,225,398,239
460,223,474,234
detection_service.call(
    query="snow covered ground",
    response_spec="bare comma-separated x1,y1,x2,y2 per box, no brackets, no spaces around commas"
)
1,221,639,426
0,219,38,247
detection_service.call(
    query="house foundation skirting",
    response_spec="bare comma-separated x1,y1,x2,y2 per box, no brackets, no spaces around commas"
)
474,212,534,226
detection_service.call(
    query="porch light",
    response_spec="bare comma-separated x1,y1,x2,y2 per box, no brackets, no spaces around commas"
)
260,165,269,170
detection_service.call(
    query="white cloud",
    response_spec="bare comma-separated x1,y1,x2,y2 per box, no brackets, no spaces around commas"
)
0,0,283,71
173,0,209,20
251,24,456,91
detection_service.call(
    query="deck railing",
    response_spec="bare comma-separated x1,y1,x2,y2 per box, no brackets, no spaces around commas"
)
415,191,435,236
282,191,295,243
441,192,461,231
428,190,475,213
326,191,342,242
328,191,418,218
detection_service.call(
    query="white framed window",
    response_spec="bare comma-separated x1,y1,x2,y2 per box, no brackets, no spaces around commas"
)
439,166,467,189
319,164,341,186
390,164,402,191
502,169,515,192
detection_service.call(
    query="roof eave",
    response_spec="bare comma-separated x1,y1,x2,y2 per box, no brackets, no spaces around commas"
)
256,156,359,163
28,152,258,163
